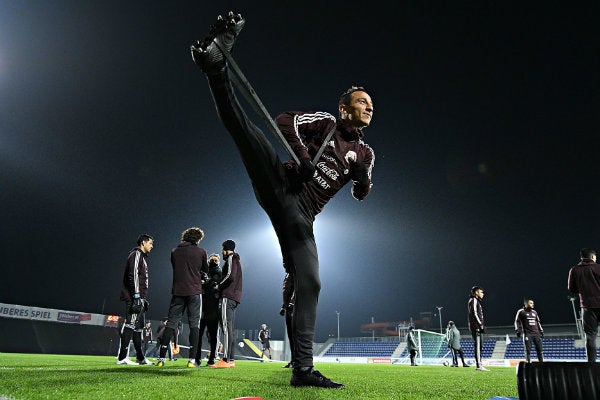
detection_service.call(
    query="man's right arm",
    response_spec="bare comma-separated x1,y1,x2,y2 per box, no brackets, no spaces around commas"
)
514,310,523,337
275,111,336,161
124,251,140,299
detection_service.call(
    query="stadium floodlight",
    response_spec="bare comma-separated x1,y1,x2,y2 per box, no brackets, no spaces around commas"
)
335,311,340,341
436,306,443,334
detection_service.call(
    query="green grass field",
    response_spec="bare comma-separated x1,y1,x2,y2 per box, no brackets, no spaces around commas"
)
0,353,519,400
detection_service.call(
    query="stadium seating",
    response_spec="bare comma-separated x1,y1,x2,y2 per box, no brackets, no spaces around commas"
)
460,339,496,358
323,341,399,357
505,337,596,360
322,336,598,361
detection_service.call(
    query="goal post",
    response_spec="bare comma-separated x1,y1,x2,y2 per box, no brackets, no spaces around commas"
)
415,329,450,365
392,328,450,365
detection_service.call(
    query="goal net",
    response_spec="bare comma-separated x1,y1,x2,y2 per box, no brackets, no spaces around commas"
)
393,329,450,365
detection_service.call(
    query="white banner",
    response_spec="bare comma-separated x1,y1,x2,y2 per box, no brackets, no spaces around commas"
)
0,302,106,326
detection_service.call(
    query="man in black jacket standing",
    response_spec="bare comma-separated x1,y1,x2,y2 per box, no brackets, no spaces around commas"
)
156,227,208,368
196,253,222,367
191,12,374,388
514,299,544,363
117,234,153,365
568,248,600,363
259,323,272,360
211,240,242,368
468,286,488,371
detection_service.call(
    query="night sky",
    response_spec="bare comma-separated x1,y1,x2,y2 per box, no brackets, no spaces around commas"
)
1,1,598,341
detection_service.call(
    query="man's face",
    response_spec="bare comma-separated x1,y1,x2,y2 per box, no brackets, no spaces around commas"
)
340,91,374,128
141,239,154,254
525,300,534,309
475,289,484,299
210,255,220,264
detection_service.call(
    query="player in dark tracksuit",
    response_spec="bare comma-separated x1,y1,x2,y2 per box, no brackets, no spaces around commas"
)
191,11,374,388
567,248,600,362
117,234,153,365
195,253,222,366
259,323,272,359
156,227,208,368
211,239,242,368
514,298,544,363
468,286,488,371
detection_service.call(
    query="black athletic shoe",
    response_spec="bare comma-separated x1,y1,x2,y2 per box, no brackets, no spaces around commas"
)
208,11,245,54
191,11,244,73
290,367,345,389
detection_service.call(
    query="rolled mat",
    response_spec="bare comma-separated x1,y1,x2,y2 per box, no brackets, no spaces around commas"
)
517,361,600,400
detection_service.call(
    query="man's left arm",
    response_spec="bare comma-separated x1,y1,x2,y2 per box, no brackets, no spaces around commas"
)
350,145,374,201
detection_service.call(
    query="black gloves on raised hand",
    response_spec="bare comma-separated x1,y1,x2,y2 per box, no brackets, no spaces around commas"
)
299,158,315,182
349,160,369,184
279,307,286,316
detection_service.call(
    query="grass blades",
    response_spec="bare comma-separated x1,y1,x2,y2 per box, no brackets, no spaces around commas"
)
0,353,519,400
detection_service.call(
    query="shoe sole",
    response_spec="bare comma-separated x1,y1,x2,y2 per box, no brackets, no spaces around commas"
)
191,12,244,72
210,12,245,53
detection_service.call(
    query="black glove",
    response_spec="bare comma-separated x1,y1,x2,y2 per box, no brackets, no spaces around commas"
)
349,160,369,184
129,294,143,314
540,331,544,338
201,272,209,284
478,327,485,334
299,158,315,182
515,330,522,338
142,298,149,312
279,307,286,316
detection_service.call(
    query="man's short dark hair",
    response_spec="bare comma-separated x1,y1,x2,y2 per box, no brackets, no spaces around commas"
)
181,227,204,244
339,86,367,106
580,248,597,259
471,285,483,294
136,234,153,246
222,239,236,251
